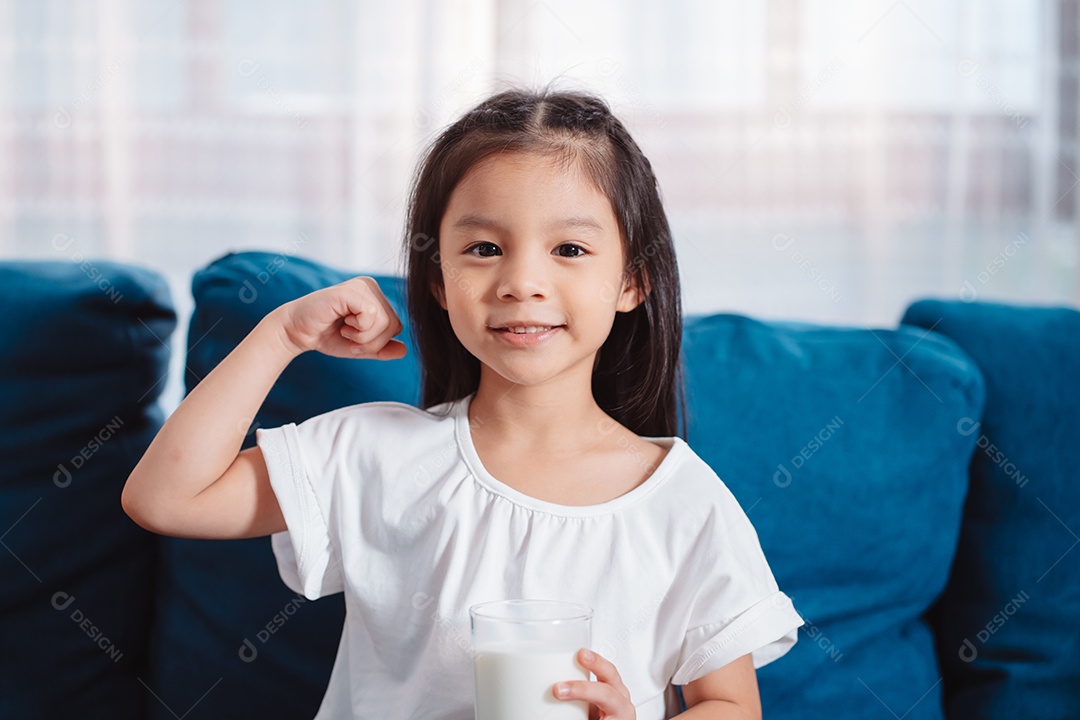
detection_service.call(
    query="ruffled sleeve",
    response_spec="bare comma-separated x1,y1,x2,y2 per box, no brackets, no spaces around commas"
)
257,419,345,600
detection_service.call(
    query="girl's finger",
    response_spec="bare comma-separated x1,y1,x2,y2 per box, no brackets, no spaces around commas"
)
578,648,631,699
360,311,402,349
344,276,402,336
354,307,378,332
361,282,404,336
553,680,630,718
362,317,393,349
374,338,408,361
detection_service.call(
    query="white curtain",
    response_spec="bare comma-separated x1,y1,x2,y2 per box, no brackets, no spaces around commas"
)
1,0,1073,409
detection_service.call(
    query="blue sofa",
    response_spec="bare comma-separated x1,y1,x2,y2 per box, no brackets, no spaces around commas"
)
1,251,1077,719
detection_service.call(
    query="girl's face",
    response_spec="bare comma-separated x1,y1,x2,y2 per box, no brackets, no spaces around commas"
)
435,151,643,391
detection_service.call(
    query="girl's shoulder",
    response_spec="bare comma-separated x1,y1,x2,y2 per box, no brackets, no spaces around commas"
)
656,438,746,503
286,398,461,450
314,397,459,424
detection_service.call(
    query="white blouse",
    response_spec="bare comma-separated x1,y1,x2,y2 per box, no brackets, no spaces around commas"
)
257,393,802,719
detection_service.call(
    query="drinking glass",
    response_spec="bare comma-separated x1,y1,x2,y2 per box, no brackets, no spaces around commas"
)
470,599,593,720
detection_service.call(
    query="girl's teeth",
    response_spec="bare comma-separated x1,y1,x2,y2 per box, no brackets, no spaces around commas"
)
509,326,552,334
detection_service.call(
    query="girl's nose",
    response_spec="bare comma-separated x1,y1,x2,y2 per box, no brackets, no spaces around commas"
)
496,253,549,301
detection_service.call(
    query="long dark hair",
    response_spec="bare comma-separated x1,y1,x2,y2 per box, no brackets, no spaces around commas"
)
400,83,686,439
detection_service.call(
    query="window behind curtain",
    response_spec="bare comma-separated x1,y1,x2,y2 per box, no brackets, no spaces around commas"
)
0,0,1070,412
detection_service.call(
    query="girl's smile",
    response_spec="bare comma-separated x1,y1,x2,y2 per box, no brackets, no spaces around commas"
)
489,324,565,348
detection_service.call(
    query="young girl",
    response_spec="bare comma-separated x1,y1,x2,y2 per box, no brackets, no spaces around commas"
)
123,85,803,720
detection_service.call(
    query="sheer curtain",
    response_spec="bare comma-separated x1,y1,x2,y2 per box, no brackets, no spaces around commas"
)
1,0,1074,410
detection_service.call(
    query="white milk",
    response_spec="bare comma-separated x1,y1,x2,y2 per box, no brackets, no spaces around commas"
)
473,641,590,720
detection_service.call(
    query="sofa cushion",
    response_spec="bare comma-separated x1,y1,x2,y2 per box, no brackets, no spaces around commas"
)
0,259,176,718
148,251,419,719
901,299,1080,719
681,313,985,720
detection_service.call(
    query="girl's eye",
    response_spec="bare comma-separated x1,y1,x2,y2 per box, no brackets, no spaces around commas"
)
465,243,587,258
466,242,501,257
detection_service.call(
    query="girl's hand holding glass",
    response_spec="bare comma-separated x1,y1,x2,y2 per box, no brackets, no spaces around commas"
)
273,276,408,361
555,648,637,720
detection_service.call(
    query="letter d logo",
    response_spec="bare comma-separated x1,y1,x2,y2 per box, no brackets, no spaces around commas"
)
54,463,72,488
771,233,794,252
956,417,980,437
774,106,792,129
773,464,792,488
239,279,258,304
54,106,72,129
52,591,75,610
956,58,980,79
236,59,261,78
238,638,258,662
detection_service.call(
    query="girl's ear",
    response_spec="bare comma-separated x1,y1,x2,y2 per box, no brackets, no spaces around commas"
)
432,281,447,310
616,270,650,313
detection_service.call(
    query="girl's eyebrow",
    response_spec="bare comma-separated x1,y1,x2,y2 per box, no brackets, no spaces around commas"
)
450,213,604,234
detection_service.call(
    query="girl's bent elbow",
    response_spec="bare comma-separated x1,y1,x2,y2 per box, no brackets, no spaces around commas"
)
120,483,168,534
120,474,190,536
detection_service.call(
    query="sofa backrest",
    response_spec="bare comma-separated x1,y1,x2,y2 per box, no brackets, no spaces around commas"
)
902,299,1080,719
0,259,176,718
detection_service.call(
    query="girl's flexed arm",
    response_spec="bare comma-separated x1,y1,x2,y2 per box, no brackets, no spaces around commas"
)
121,276,406,540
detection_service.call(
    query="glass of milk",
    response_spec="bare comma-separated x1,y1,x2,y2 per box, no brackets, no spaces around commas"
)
470,599,593,720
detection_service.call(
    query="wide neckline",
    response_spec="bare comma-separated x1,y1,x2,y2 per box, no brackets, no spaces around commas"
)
452,393,686,517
